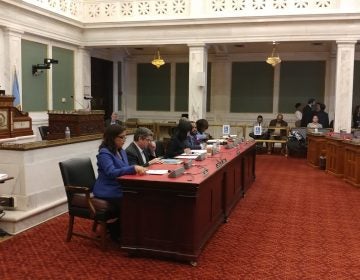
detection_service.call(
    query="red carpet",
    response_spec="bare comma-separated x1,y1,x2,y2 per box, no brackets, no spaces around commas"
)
1,155,360,279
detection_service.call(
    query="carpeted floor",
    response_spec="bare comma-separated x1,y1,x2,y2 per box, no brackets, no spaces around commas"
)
1,155,360,279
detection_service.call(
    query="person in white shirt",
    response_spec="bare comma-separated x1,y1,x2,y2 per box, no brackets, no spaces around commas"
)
307,115,323,130
294,103,303,127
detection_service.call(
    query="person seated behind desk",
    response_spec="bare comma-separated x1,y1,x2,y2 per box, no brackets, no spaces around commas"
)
249,115,269,143
105,112,123,127
93,125,147,242
307,115,323,132
165,118,192,158
186,121,202,150
315,103,329,128
196,119,211,142
126,127,161,167
268,113,288,154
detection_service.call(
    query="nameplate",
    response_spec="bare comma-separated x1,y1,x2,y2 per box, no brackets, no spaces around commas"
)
202,168,209,176
215,158,227,169
224,142,234,149
195,153,206,161
168,166,185,178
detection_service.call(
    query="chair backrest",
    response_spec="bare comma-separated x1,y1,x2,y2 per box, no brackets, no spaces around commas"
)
155,140,165,157
38,126,49,140
59,158,96,192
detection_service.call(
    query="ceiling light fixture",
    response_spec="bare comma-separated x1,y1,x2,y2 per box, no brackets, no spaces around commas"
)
266,41,281,67
151,49,165,69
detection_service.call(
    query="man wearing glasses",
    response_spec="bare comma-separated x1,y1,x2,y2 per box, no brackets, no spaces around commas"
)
126,127,161,167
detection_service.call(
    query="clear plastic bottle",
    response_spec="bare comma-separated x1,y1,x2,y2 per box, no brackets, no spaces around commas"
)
216,139,221,152
65,126,71,139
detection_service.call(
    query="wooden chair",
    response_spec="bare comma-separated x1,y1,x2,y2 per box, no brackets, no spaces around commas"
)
59,157,118,250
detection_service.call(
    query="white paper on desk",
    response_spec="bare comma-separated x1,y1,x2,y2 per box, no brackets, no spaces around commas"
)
191,150,207,154
179,150,207,156
175,155,199,159
161,159,183,164
146,170,169,175
0,173,9,180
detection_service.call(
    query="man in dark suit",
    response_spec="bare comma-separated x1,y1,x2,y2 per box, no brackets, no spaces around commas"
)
315,102,329,128
126,127,161,167
301,98,316,127
268,114,288,154
105,112,123,127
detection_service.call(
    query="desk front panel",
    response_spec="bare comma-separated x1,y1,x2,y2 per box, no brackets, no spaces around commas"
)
307,134,327,167
119,143,255,262
343,142,360,187
325,137,344,177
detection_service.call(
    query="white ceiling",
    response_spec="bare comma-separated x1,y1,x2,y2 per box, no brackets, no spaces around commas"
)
109,41,335,56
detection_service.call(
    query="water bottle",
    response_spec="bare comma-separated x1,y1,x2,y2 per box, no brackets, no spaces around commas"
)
216,139,221,152
65,126,71,139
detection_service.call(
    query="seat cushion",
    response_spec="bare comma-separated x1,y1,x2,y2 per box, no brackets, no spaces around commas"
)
71,194,110,211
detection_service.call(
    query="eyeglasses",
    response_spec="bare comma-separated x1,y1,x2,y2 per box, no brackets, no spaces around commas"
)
116,135,126,140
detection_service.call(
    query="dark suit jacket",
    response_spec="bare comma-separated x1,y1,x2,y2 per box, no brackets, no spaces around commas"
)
301,105,314,127
105,119,123,127
125,142,155,167
165,136,188,158
317,111,329,128
268,119,288,138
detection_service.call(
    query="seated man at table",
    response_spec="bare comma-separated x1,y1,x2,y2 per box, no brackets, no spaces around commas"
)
196,119,211,142
268,113,288,154
249,115,269,141
186,121,202,150
105,111,123,127
126,127,161,167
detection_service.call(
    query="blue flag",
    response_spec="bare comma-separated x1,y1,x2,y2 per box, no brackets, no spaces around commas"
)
12,69,21,109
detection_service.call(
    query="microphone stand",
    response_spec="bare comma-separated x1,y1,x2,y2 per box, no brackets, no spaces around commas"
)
70,96,90,110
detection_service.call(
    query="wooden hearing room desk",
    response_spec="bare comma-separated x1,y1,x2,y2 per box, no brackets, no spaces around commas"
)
325,136,345,177
119,142,256,265
343,140,360,187
307,133,327,167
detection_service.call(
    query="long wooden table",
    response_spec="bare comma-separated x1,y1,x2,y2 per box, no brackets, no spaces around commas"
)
119,142,256,265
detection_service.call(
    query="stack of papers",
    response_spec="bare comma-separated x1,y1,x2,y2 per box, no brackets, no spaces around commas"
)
0,173,9,180
207,139,227,144
161,159,183,164
146,170,169,175
175,150,207,159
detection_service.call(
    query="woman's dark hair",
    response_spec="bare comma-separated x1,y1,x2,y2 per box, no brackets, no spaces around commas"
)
176,119,192,141
196,119,209,133
99,124,126,154
295,103,302,109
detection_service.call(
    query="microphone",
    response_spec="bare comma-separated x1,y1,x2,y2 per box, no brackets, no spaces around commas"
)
168,166,185,178
70,95,89,110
